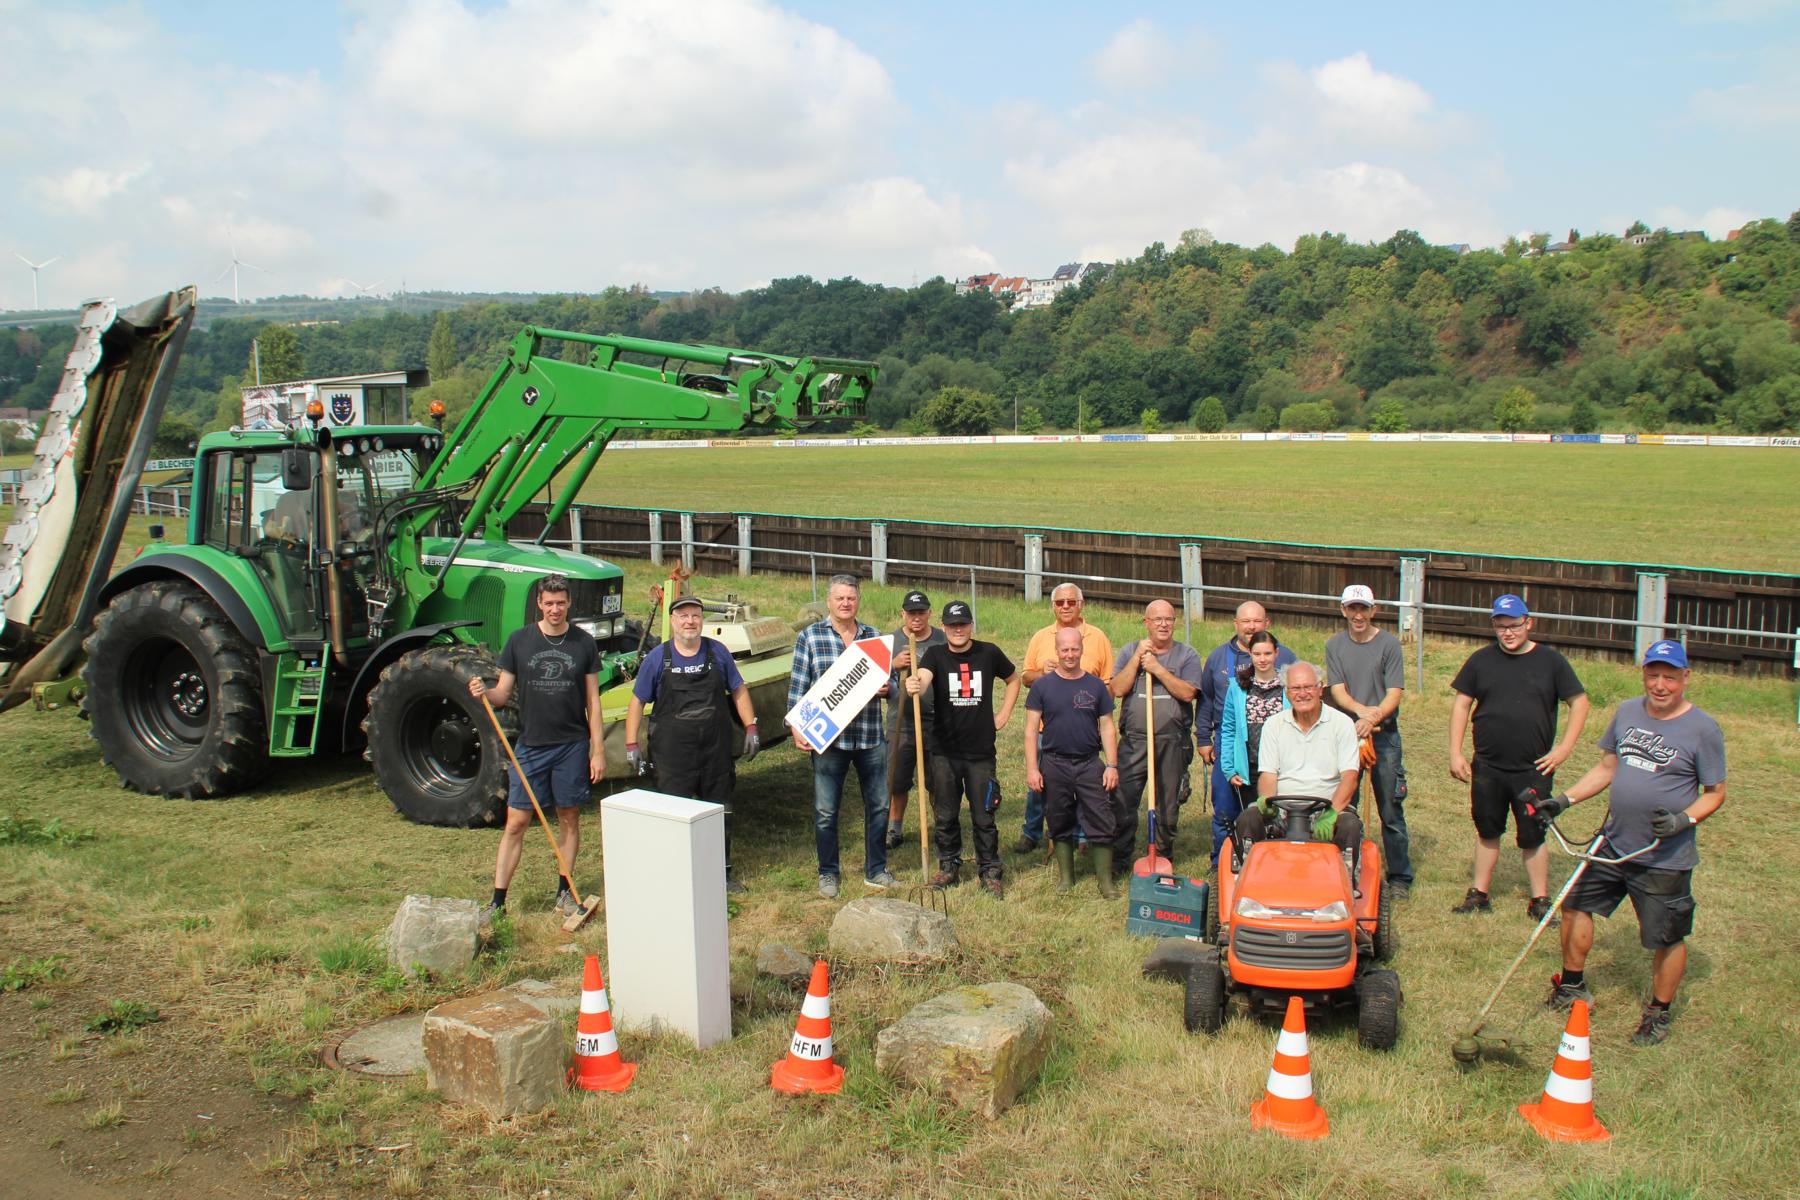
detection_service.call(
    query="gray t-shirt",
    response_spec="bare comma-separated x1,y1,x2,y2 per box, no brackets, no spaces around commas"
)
1599,698,1726,870
1113,639,1205,738
888,624,948,741
1325,629,1405,714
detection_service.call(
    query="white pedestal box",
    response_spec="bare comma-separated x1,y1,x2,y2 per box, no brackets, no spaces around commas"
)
599,788,732,1049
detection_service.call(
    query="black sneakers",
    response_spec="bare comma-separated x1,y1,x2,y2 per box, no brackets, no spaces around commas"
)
1451,888,1492,914
1526,895,1559,926
1632,1003,1674,1045
1545,973,1594,1011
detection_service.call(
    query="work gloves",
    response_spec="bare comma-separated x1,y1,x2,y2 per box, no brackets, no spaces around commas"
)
1521,788,1570,827
626,743,650,776
741,725,760,763
1650,807,1691,838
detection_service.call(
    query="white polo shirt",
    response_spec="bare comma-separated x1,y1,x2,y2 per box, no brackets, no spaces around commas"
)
1256,705,1359,798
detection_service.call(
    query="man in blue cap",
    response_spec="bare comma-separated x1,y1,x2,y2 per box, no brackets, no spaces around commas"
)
1446,594,1590,921
1534,638,1727,1045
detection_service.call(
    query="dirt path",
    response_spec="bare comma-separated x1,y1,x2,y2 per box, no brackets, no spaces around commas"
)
0,915,307,1199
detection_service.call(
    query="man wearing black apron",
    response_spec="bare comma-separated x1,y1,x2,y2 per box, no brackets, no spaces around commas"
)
1109,599,1205,870
625,595,761,893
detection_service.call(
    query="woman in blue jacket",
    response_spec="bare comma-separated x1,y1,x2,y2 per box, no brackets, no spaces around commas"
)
1219,631,1289,807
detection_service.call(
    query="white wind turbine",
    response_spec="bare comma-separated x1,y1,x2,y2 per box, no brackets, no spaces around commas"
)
214,234,266,303
13,252,60,310
346,278,384,298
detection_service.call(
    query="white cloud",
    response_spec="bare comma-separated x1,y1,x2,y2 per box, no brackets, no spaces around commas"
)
1648,204,1758,238
1310,52,1434,133
31,165,148,213
1091,19,1175,92
752,176,994,281
1690,79,1800,126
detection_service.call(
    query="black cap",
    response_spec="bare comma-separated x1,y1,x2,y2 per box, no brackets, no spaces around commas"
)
941,600,974,626
669,594,703,611
901,590,931,612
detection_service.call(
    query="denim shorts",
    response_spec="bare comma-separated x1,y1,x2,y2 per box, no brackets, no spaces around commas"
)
507,740,591,811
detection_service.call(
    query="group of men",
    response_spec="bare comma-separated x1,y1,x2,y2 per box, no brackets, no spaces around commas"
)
474,570,1726,1045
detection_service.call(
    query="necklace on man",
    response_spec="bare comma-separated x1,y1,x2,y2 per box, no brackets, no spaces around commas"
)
542,624,568,646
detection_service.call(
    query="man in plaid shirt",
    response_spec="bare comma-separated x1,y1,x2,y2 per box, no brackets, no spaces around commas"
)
788,575,897,897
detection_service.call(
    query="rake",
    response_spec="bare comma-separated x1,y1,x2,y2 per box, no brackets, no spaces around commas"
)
899,632,949,916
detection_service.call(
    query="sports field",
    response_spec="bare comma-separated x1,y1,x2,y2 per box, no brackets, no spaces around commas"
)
3,559,1797,1199
583,442,1800,575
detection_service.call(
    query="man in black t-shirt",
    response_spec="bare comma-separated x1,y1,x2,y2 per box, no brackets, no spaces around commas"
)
468,575,605,923
906,601,1021,898
1447,594,1589,920
1025,626,1121,896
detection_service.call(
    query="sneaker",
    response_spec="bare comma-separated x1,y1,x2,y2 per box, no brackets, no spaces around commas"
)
1451,888,1493,914
478,900,503,930
884,825,905,851
818,874,840,899
1631,1002,1674,1046
981,875,1004,900
725,870,748,896
1526,895,1559,926
929,867,961,889
555,891,581,918
1386,879,1411,901
1010,834,1040,854
1545,973,1594,1011
865,869,900,890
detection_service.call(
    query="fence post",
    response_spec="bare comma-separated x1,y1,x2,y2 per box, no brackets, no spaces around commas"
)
568,507,583,554
648,512,663,565
1635,573,1668,661
736,515,752,577
871,522,888,585
1180,543,1204,622
679,512,695,572
1398,557,1426,689
1023,533,1044,604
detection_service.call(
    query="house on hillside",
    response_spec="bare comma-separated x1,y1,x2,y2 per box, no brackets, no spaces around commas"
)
954,273,998,297
1438,243,1472,255
1545,229,1579,255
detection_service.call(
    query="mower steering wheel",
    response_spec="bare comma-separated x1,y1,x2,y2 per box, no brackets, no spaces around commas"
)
1270,795,1330,817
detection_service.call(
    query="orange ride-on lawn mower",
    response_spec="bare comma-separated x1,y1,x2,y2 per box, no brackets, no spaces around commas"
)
1183,795,1400,1048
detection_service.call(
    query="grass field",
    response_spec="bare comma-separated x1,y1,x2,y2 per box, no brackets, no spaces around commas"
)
579,442,1800,575
3,560,1797,1199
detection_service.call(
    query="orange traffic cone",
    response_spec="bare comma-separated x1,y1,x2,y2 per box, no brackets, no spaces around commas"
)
1250,995,1329,1139
769,960,844,1095
568,954,636,1093
1519,999,1609,1142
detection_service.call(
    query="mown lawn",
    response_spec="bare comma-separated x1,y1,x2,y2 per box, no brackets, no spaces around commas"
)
3,562,1796,1199
580,441,1800,575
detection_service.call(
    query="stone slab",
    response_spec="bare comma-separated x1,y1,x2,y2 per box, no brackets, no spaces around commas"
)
422,991,564,1118
874,982,1051,1119
386,894,481,977
828,897,957,963
1140,936,1215,982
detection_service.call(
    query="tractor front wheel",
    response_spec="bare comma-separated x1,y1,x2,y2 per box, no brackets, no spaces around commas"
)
363,644,513,827
81,582,270,798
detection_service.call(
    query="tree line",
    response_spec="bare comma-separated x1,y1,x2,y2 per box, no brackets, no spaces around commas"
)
3,210,1799,453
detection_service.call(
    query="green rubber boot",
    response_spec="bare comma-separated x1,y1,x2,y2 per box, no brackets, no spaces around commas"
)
1093,847,1119,899
1054,842,1076,893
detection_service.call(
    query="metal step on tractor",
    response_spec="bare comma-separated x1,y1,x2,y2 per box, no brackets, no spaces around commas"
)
0,287,874,825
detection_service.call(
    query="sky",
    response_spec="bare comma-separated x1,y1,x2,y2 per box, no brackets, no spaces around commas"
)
1,0,1796,309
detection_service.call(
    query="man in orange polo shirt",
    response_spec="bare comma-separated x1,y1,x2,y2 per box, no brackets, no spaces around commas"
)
1011,582,1114,853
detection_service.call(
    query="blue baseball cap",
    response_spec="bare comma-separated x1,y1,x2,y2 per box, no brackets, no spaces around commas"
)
1642,639,1689,669
1491,594,1529,619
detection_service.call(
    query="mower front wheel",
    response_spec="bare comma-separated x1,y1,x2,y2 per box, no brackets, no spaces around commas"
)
1182,952,1227,1035
1358,968,1401,1050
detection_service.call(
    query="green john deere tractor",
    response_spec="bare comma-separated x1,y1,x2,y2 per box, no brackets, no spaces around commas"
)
0,289,873,825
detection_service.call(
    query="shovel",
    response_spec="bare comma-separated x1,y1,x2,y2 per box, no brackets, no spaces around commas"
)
479,693,600,932
901,633,949,915
1133,668,1172,876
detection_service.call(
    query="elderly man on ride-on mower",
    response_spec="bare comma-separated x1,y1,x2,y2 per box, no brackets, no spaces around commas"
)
1236,661,1365,881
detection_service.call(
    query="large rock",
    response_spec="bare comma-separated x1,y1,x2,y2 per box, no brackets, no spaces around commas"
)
828,898,958,963
1141,936,1215,982
422,991,564,1118
386,895,481,977
755,942,814,987
874,983,1052,1119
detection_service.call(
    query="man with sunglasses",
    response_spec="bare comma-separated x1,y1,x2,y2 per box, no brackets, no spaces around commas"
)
1010,583,1114,854
1447,594,1590,920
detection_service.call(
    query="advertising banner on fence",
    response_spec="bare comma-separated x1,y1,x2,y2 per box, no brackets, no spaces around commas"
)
1512,432,1551,442
785,636,894,753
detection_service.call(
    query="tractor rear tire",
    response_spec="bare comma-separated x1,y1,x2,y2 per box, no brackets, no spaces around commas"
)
1182,951,1227,1035
80,581,270,798
363,644,512,827
1358,968,1402,1050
